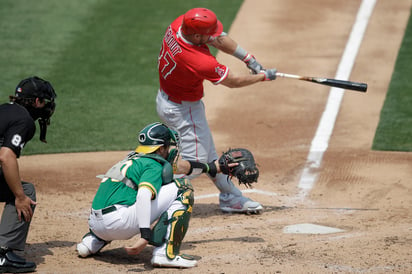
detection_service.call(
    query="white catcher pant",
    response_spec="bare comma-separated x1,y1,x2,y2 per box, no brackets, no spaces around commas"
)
156,90,243,197
88,183,178,241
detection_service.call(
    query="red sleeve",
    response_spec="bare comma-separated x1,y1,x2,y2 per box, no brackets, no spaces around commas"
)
189,50,228,84
198,62,228,84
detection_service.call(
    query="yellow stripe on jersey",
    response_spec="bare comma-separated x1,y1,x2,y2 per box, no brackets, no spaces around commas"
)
139,183,157,199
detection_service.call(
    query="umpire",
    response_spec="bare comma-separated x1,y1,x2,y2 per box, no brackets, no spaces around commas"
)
0,76,56,273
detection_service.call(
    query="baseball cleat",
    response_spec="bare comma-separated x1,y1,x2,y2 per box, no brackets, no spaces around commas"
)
151,254,197,268
220,199,263,214
76,232,110,258
76,242,92,258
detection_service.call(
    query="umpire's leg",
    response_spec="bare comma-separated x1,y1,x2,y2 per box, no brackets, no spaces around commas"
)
0,179,36,251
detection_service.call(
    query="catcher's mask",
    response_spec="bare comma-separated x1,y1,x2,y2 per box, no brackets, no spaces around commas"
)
181,8,223,37
135,122,178,154
10,76,57,143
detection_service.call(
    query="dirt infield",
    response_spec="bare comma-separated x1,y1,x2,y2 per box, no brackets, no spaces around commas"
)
5,0,412,273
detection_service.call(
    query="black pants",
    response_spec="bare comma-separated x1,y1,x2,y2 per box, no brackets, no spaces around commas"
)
0,170,36,251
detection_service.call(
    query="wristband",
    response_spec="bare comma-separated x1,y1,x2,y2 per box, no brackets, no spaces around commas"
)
233,45,249,61
140,228,151,241
187,161,217,177
207,161,217,177
188,161,206,176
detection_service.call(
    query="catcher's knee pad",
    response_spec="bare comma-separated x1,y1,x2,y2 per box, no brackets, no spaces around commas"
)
174,178,194,207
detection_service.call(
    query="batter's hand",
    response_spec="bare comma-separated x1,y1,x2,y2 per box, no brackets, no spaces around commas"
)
243,54,263,74
260,68,277,81
15,195,37,222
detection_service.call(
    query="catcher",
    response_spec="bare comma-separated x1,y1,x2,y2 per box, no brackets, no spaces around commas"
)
77,122,259,268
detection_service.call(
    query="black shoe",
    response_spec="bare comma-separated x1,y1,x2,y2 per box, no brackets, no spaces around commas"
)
0,248,36,273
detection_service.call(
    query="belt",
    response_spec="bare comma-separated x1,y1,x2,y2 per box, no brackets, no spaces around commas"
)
161,90,182,104
167,95,182,104
101,205,117,215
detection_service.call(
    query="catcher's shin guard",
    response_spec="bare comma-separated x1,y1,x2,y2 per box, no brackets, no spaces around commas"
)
149,211,169,247
150,178,194,259
165,208,191,259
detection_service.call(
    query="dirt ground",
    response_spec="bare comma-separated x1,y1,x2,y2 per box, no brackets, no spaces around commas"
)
4,0,412,273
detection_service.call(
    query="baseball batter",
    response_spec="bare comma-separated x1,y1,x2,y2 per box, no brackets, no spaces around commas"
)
156,8,277,214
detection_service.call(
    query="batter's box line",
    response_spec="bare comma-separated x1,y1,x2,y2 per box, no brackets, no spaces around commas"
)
195,188,278,200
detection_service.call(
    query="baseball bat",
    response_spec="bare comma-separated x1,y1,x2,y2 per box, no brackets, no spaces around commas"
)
276,72,367,92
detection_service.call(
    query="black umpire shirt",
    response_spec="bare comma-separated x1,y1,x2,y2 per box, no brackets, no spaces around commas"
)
0,102,35,158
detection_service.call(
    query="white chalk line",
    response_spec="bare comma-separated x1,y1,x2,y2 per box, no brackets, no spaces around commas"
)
297,0,376,196
191,1,377,239
196,0,377,206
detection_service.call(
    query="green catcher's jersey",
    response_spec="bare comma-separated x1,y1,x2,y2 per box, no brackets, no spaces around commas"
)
92,157,163,210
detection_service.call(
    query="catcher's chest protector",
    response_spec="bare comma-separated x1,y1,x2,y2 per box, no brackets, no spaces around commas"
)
102,153,173,190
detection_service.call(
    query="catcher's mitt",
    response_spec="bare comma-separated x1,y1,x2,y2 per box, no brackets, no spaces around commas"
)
218,148,259,187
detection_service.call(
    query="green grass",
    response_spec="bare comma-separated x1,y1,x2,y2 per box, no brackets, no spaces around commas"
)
372,7,412,152
0,0,243,154
2,1,410,154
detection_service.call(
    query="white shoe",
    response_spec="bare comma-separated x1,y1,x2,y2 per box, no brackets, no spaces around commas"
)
220,196,263,214
76,232,109,258
76,242,92,258
151,254,197,268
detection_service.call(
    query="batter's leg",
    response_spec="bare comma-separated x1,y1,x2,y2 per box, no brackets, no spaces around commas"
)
157,92,263,214
210,173,263,214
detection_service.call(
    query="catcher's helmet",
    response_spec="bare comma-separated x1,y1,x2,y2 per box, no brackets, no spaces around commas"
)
181,8,223,37
135,122,178,154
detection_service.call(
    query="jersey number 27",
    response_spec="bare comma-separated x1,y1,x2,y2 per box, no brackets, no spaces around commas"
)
158,45,177,80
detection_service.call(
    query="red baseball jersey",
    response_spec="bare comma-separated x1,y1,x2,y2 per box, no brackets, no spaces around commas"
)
158,15,228,102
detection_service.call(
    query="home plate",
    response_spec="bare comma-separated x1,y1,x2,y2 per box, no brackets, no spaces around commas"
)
283,223,345,234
